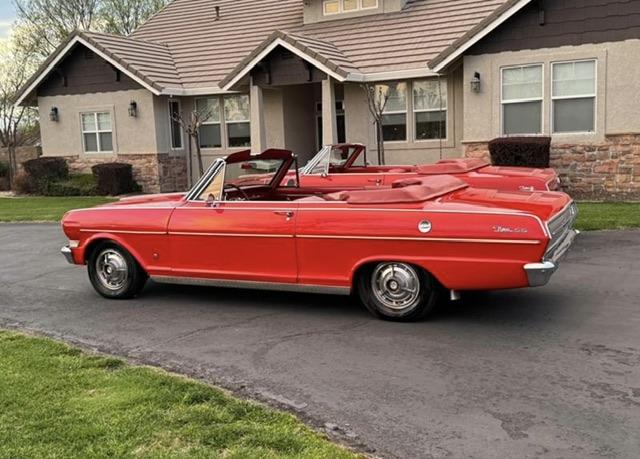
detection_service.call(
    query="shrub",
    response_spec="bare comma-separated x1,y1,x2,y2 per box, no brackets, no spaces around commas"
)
22,157,70,194
23,157,69,183
92,163,139,196
489,137,551,168
13,173,36,195
44,174,98,197
0,162,9,191
0,161,9,178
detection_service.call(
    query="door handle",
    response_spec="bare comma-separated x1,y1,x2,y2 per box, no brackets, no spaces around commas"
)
274,210,294,220
367,178,382,186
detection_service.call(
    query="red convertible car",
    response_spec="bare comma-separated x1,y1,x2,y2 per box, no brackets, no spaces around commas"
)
61,149,578,321
282,144,561,192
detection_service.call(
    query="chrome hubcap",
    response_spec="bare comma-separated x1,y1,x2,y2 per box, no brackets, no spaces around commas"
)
96,249,129,291
371,263,421,311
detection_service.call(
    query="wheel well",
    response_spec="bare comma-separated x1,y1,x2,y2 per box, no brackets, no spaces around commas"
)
352,260,443,290
83,238,111,265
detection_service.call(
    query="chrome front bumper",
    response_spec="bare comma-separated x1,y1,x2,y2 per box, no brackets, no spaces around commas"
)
524,229,579,287
61,245,75,264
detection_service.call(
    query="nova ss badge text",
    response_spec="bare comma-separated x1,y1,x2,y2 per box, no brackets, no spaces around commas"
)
493,225,529,234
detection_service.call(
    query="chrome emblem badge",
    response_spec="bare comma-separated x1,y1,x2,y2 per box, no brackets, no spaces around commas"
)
493,225,528,234
418,220,432,233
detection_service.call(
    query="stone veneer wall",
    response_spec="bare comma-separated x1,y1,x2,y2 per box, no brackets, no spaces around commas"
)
464,134,640,200
63,153,188,194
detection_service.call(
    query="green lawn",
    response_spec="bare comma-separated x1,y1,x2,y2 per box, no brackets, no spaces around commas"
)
575,202,640,231
0,196,116,222
0,331,359,459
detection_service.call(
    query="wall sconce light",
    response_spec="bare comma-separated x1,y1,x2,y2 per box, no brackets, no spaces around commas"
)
470,72,481,93
128,101,138,118
49,107,59,122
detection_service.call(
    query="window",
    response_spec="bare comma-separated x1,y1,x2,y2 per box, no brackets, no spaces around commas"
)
196,98,222,149
377,82,407,141
81,112,113,153
224,95,251,147
323,0,378,15
413,79,447,140
324,0,339,14
168,100,183,149
501,64,543,135
552,60,596,133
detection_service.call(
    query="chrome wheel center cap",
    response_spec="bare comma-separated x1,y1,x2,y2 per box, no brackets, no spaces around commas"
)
371,263,421,311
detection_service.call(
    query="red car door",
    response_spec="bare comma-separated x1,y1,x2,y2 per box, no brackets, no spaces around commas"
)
167,200,298,284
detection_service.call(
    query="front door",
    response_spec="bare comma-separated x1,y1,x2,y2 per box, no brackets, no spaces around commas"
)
168,201,298,283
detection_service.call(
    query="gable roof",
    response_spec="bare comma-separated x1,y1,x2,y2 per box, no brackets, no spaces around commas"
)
428,0,533,72
15,0,535,104
220,30,359,90
13,30,180,106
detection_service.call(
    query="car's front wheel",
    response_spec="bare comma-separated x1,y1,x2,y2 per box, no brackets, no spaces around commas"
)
88,242,147,299
357,262,441,321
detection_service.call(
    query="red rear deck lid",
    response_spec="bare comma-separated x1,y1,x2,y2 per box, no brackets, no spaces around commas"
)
417,158,489,175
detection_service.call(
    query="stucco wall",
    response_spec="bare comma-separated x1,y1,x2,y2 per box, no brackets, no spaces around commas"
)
38,89,159,158
462,39,640,143
343,68,465,165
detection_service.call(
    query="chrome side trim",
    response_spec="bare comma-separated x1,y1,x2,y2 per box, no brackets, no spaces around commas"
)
169,232,294,238
61,245,74,264
80,229,167,235
297,235,541,244
151,275,351,295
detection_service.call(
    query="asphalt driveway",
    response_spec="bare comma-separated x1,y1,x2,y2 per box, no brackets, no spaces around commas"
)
1,224,639,458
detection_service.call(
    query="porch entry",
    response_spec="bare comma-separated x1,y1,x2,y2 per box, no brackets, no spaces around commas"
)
316,100,346,150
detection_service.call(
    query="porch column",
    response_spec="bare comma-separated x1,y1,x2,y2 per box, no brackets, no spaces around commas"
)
322,77,338,145
250,78,267,154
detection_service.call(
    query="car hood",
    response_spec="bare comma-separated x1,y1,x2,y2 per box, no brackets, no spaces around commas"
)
442,187,572,222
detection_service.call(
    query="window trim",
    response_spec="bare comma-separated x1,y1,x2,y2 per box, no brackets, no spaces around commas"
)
195,96,223,149
323,0,378,15
378,81,408,143
80,111,114,154
413,79,448,142
223,95,251,148
168,99,184,151
500,63,544,136
550,59,597,135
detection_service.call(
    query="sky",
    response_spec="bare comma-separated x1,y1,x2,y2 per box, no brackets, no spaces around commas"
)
0,1,16,40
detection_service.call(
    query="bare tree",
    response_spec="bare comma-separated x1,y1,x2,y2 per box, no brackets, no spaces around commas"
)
170,103,214,185
13,0,168,57
0,37,39,188
99,0,169,36
362,83,390,165
14,0,101,57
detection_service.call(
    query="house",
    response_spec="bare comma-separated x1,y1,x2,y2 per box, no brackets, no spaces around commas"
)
14,0,640,198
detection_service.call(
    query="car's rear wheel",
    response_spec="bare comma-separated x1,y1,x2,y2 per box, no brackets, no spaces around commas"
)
357,262,440,321
88,242,147,299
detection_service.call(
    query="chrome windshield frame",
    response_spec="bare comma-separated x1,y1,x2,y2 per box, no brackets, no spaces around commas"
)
185,158,226,202
302,145,331,176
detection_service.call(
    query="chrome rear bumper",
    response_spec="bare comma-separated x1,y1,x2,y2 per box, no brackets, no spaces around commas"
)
524,229,579,287
61,245,75,264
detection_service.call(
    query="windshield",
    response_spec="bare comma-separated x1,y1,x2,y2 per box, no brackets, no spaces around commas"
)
186,157,287,201
302,145,363,175
225,159,285,187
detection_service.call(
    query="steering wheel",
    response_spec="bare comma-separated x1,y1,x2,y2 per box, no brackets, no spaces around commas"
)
223,183,251,201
